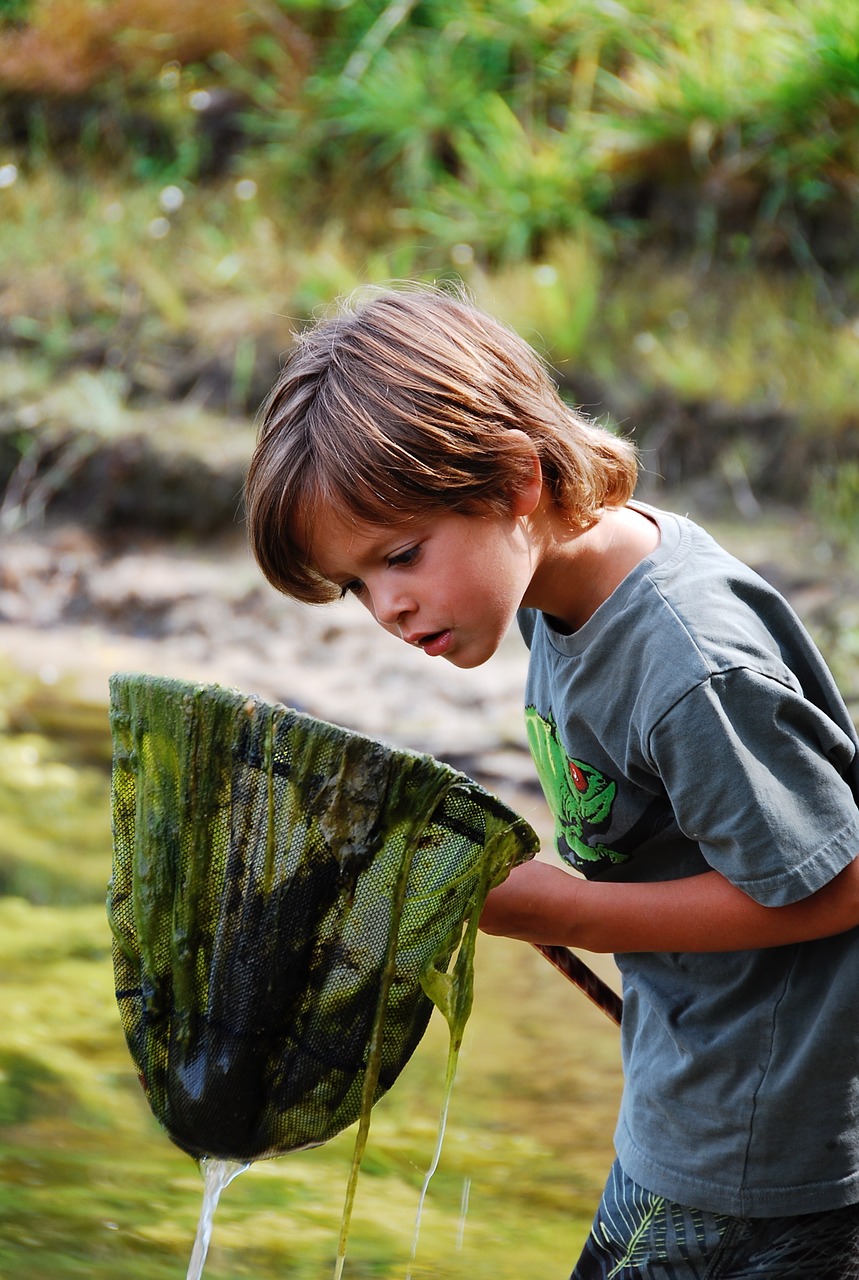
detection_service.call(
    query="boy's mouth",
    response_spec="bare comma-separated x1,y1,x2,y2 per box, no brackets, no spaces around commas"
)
414,629,452,657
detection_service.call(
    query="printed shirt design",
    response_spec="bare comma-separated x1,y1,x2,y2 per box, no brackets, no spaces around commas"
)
525,705,628,872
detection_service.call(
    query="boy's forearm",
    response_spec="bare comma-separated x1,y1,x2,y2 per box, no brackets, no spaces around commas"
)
480,855,859,953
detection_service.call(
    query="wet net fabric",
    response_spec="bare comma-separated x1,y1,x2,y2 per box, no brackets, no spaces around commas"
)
107,672,538,1163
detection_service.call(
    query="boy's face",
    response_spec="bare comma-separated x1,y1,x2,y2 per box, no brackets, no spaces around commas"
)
307,501,538,669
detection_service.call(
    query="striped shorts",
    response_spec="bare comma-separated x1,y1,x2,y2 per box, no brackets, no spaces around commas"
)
571,1161,859,1280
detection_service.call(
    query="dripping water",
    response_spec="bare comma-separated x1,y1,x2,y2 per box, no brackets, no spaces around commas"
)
401,821,516,1278
332,839,418,1280
404,1043,459,1280
456,1176,471,1252
186,1157,249,1280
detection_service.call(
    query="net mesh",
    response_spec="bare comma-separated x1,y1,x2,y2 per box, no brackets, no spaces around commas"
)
107,672,539,1163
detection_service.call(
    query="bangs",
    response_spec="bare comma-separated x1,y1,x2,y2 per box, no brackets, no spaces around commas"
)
245,284,638,604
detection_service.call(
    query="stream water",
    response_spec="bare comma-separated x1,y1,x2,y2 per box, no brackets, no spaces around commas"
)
183,1047,462,1280
0,661,624,1280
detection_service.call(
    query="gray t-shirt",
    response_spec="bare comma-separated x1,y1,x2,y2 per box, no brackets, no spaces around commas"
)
519,502,859,1216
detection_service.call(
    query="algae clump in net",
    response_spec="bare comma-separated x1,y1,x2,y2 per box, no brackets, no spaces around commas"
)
107,672,539,1165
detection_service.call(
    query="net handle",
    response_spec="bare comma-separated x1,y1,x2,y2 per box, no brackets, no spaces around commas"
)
532,943,622,1026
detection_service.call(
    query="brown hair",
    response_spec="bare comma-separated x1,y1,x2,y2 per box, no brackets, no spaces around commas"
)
245,284,638,603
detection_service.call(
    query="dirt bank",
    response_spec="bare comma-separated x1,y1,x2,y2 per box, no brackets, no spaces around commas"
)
1,497,856,813
0,521,540,811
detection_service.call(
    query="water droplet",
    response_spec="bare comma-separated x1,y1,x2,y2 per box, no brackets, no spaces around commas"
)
451,243,474,266
634,331,657,354
533,264,558,287
160,61,181,90
159,185,185,213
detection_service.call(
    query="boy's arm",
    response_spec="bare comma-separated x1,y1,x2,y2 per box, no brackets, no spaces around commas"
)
480,854,859,953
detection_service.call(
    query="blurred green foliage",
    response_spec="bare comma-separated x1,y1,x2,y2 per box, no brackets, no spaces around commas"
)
0,0,30,25
1,0,858,266
0,0,857,516
812,460,859,564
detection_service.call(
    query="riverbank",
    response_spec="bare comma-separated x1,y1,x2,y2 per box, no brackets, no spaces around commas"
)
1,489,856,803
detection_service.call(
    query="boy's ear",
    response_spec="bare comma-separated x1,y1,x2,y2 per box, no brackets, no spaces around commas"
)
506,431,543,517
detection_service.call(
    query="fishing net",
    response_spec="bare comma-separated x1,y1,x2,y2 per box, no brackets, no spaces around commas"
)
107,672,539,1165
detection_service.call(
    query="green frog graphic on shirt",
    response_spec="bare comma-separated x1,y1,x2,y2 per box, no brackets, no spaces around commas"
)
525,705,628,871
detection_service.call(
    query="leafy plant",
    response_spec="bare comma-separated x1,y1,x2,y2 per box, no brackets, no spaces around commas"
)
0,0,30,26
404,94,609,261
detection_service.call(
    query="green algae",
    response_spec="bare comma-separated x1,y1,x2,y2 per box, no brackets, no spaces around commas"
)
333,811,419,1280
332,785,535,1277
106,671,540,1274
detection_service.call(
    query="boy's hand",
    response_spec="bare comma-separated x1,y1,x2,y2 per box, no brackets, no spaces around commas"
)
480,860,582,943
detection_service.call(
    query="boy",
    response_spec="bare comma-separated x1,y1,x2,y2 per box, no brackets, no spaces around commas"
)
244,284,859,1278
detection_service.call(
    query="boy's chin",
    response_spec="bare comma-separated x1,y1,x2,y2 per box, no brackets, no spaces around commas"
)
443,642,498,670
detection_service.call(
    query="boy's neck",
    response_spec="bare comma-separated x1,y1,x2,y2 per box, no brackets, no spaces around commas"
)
524,504,660,634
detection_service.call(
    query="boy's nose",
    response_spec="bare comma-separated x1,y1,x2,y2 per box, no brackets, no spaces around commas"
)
371,585,414,630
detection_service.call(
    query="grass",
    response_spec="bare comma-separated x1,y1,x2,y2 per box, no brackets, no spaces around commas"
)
0,2,858,530
3,163,858,535
2,161,858,429
579,253,859,418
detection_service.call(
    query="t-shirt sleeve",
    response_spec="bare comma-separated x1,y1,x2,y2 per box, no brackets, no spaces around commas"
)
647,667,859,906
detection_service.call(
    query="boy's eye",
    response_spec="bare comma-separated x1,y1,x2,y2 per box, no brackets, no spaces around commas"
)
388,545,420,569
339,579,364,599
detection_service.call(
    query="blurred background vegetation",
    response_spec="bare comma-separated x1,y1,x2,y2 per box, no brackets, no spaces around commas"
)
1,2,858,1276
0,0,858,534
